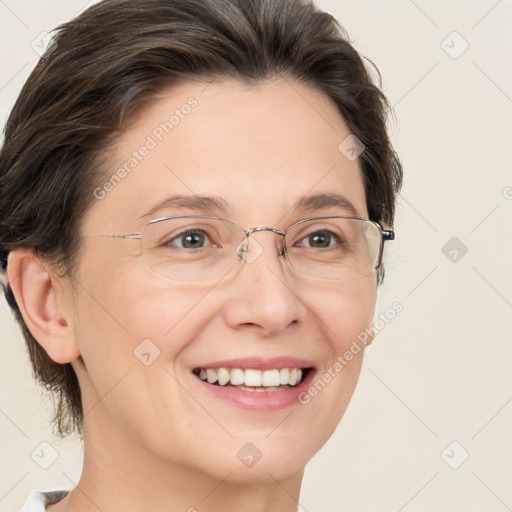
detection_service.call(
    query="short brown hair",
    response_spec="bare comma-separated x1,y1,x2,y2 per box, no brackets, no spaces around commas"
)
0,0,402,436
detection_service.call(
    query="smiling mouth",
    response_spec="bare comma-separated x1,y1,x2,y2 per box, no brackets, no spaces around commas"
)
192,367,313,391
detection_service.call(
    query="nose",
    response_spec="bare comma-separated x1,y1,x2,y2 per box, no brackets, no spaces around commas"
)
221,232,304,337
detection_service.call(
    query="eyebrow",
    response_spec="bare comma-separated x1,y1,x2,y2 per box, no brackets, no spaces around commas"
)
138,192,360,220
137,195,230,220
291,192,360,217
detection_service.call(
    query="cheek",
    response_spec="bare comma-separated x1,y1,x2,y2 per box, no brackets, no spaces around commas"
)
71,262,217,388
293,276,377,445
70,267,217,439
306,275,377,352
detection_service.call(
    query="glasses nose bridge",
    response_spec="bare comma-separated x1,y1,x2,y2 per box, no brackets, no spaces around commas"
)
245,225,285,238
239,225,287,261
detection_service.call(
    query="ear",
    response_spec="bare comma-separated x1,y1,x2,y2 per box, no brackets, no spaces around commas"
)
7,249,80,364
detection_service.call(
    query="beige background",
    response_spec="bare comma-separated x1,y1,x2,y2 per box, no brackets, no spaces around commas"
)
1,0,511,510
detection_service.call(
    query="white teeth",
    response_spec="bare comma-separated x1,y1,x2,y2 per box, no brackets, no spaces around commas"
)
237,385,287,392
206,369,218,384
244,369,262,387
262,369,281,387
217,367,230,386
195,367,307,387
230,368,245,386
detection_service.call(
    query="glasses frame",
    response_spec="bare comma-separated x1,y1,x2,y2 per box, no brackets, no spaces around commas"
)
89,215,395,282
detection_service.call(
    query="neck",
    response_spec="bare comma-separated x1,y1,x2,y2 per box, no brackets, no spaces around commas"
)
48,413,304,512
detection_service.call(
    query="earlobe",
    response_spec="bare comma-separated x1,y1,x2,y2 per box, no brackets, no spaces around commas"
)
6,249,80,364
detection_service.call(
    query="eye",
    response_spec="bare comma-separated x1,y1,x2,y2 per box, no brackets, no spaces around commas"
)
296,230,341,249
165,229,215,249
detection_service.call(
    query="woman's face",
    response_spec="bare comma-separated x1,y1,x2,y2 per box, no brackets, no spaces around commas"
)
69,78,376,482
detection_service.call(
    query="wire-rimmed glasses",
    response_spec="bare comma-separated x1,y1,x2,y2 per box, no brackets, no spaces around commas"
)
89,215,395,283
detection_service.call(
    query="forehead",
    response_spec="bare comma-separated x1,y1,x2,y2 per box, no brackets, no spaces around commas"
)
86,78,367,231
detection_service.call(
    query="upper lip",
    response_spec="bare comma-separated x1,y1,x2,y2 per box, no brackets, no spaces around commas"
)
193,356,315,371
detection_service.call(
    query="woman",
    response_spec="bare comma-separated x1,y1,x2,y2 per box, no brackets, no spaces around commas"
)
0,0,402,510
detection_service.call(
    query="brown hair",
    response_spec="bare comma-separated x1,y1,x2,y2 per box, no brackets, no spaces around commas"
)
0,0,402,436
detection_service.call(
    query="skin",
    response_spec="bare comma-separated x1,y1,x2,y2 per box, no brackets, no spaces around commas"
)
9,78,377,512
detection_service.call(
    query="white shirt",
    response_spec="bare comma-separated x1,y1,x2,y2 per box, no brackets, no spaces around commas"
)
19,491,68,511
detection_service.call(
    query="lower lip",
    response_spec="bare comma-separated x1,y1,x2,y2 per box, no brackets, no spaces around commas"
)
192,369,316,411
